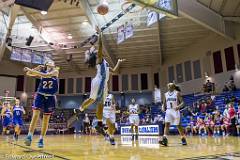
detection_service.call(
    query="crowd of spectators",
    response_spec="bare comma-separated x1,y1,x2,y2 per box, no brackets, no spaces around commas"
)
183,96,240,136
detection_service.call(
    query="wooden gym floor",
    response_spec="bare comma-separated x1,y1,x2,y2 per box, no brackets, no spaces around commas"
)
0,135,240,160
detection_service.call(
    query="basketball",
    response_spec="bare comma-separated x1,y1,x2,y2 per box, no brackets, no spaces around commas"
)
97,3,109,15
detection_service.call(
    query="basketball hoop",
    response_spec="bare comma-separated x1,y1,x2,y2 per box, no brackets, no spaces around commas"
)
121,1,144,14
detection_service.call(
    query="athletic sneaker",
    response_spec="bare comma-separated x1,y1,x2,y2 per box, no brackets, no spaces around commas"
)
73,109,83,118
131,135,134,141
104,134,110,141
159,136,168,146
181,137,187,145
95,125,106,136
24,135,32,146
38,139,44,148
135,134,138,141
13,132,18,141
110,138,115,145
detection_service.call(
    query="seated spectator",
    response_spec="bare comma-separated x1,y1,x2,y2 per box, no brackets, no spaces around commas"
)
199,100,207,113
236,106,240,136
223,82,230,92
185,116,196,135
205,114,214,136
204,80,214,93
214,111,222,136
221,116,230,136
153,85,161,105
195,117,207,136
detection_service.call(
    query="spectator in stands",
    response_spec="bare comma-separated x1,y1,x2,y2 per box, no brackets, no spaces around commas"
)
204,80,214,93
182,107,195,117
221,116,230,136
205,114,214,136
195,117,207,136
228,103,236,136
83,114,90,134
145,115,151,124
236,106,240,136
199,100,207,113
91,117,98,135
214,111,222,136
0,105,2,134
153,85,161,105
193,102,200,114
228,76,236,91
185,116,196,135
223,82,229,92
223,105,229,118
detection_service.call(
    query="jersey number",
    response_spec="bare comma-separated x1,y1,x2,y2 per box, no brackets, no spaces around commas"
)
43,81,53,89
16,111,20,116
104,101,111,107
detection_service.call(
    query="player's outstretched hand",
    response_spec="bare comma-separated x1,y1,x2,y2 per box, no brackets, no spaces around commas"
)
23,67,31,72
95,26,101,33
118,59,126,63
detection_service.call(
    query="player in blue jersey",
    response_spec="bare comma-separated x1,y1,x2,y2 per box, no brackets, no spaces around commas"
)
75,27,125,135
23,60,59,148
12,98,25,141
1,102,12,135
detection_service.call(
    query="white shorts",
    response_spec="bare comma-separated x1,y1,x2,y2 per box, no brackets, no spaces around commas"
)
129,115,140,126
89,77,108,102
103,110,116,124
165,109,180,125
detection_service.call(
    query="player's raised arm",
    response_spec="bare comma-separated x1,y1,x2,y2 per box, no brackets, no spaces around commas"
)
96,26,103,64
110,59,126,74
176,92,184,111
24,67,59,78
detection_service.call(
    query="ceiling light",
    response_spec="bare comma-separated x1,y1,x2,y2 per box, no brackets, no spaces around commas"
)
41,11,48,15
82,21,88,25
67,35,73,39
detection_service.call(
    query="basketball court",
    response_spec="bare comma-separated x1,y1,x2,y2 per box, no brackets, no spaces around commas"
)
0,0,240,160
0,135,240,160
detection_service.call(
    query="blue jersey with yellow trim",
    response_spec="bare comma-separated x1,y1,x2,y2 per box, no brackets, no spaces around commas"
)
4,108,12,118
37,70,59,95
13,106,24,119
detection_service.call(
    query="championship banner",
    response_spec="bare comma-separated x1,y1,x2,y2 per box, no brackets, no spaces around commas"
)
121,125,159,135
147,10,158,27
10,50,22,61
125,22,134,40
117,25,125,44
32,53,43,64
21,52,32,63
147,10,166,27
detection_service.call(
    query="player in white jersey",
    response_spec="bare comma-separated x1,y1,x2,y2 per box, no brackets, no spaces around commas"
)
103,94,117,145
159,83,187,146
76,27,125,135
128,98,140,141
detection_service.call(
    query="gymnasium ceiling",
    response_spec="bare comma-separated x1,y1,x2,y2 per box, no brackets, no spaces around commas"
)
1,0,240,72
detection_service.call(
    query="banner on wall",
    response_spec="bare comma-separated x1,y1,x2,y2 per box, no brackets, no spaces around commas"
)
117,24,125,44
147,10,166,27
32,53,43,64
121,125,159,135
10,50,22,61
147,10,158,27
22,52,32,63
125,22,134,39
